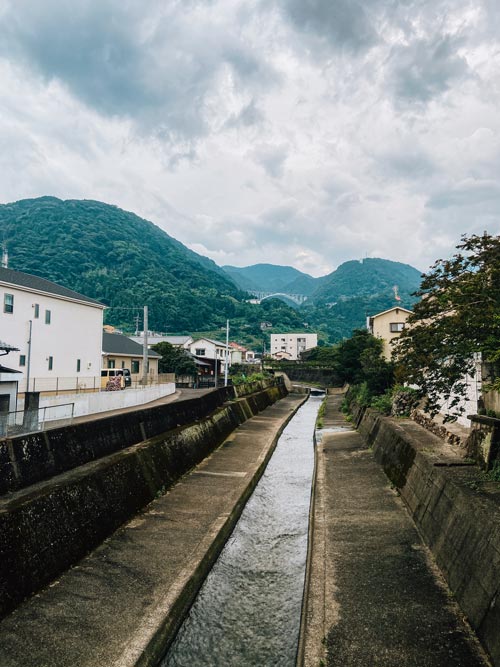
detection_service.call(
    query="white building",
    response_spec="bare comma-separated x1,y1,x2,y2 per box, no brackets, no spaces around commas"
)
270,333,318,360
189,338,233,373
0,267,105,393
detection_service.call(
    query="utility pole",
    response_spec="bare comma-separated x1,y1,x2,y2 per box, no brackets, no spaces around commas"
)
26,320,32,392
142,306,149,385
224,319,230,387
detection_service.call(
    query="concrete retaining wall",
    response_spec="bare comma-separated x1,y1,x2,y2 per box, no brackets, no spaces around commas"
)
0,380,279,495
357,407,500,666
0,381,287,618
27,382,176,419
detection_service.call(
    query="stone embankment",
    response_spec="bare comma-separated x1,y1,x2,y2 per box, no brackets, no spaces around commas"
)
0,379,288,621
301,393,494,667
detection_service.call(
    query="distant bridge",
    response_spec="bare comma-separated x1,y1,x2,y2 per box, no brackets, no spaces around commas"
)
250,291,308,305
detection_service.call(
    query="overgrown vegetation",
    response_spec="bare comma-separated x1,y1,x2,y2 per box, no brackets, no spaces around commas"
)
394,233,500,419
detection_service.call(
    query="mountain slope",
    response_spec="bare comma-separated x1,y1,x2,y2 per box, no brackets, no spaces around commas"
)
222,263,318,295
310,258,422,305
0,197,245,331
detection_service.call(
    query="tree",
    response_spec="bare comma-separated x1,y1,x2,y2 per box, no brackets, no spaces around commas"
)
394,233,500,418
152,342,197,376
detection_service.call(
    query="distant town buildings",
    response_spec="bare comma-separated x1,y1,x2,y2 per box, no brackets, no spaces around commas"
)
269,333,318,361
366,306,413,360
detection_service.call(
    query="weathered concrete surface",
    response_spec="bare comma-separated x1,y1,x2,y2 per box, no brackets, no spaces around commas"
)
0,383,287,619
0,393,306,667
301,394,489,667
359,407,500,666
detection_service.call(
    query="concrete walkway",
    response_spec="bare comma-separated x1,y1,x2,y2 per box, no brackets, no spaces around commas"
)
0,393,306,667
302,393,490,667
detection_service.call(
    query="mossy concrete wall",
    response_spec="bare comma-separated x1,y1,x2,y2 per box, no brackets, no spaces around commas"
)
0,379,281,495
0,381,286,619
357,407,500,667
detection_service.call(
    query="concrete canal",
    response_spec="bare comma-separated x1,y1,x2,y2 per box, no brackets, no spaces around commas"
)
162,393,323,667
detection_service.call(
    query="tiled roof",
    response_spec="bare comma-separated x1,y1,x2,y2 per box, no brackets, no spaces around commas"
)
102,332,161,357
0,267,104,307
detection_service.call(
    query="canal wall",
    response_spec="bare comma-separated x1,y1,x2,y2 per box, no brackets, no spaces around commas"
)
0,380,287,619
356,406,500,667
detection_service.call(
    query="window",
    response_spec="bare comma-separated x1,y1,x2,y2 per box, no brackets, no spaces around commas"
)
107,360,115,369
390,322,405,333
76,359,81,373
131,360,140,374
45,309,51,324
121,361,125,368
3,293,13,314
195,348,206,356
19,354,26,367
48,356,53,371
34,304,39,318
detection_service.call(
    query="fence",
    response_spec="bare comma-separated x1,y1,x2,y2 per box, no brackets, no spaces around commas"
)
16,374,176,395
0,403,75,438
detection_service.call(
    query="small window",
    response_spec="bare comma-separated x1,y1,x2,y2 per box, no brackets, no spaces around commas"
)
19,354,26,367
390,322,405,333
76,359,81,373
48,356,53,371
195,348,206,356
3,293,13,314
131,360,140,374
107,360,115,369
45,309,51,324
121,361,125,368
34,304,39,318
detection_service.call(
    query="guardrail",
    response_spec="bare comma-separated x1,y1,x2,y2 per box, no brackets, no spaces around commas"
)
16,374,176,395
0,403,75,438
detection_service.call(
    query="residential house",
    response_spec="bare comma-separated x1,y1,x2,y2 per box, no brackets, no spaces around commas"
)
0,267,105,393
102,332,161,381
188,338,232,377
367,307,413,360
270,333,318,361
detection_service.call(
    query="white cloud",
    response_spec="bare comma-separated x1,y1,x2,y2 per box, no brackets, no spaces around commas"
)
0,0,499,279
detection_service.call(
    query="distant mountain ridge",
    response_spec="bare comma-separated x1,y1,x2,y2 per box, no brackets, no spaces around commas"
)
222,263,320,296
0,196,423,345
222,258,422,305
310,258,422,305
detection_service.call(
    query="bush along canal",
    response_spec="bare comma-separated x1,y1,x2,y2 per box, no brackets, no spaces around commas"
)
161,393,323,667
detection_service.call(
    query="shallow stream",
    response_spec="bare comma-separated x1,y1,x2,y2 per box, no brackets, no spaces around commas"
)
161,394,322,667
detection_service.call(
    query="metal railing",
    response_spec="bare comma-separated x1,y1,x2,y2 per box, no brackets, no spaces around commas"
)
0,402,75,438
16,374,176,395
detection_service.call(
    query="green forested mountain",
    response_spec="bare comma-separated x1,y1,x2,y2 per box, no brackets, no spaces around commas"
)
0,197,243,331
0,197,423,345
222,263,319,295
310,258,422,305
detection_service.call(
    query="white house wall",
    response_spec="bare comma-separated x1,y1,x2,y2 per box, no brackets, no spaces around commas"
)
0,285,103,384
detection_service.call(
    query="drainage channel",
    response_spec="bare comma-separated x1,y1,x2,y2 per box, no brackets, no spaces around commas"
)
161,393,324,667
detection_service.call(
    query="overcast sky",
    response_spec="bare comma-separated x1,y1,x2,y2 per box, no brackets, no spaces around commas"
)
1,0,499,276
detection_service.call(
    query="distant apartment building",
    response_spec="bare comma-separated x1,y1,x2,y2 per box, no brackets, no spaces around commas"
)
270,333,318,361
0,266,105,392
367,306,412,360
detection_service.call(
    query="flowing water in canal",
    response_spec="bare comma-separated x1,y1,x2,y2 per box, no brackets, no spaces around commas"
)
161,394,322,667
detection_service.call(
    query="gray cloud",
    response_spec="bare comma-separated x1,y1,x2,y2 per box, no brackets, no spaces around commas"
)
252,143,289,178
386,33,470,106
0,0,275,140
277,0,384,53
426,180,500,210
